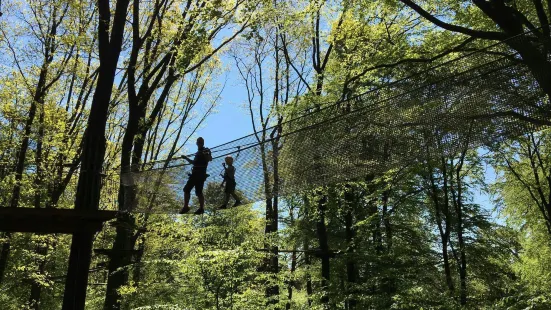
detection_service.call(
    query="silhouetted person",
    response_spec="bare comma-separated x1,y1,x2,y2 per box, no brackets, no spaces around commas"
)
219,155,241,209
179,137,212,215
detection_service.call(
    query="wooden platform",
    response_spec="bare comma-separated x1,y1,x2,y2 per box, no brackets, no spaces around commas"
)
0,208,118,234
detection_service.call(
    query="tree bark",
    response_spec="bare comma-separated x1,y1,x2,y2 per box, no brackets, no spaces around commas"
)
344,186,357,309
28,99,46,310
453,155,468,306
63,0,131,308
316,193,331,308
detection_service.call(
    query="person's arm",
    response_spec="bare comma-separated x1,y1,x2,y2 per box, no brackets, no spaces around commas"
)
180,154,193,164
220,163,227,186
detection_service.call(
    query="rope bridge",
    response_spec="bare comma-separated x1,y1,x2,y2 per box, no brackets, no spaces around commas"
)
101,33,550,214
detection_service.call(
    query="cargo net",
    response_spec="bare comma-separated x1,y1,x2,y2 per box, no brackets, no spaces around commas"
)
108,33,550,214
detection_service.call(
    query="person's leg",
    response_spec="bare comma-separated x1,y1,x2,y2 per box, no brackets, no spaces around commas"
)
231,191,241,207
198,193,205,209
219,193,230,209
194,176,206,214
230,181,241,206
180,176,195,213
184,191,190,207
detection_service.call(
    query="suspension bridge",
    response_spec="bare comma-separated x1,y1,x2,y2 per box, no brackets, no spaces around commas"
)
1,31,549,233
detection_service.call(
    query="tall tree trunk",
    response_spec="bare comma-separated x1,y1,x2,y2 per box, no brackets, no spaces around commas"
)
103,94,141,309
267,130,281,305
303,209,313,307
344,186,357,309
316,192,330,308
442,231,454,294
457,216,467,305
454,156,468,306
63,0,131,308
28,102,46,310
260,140,279,305
380,188,396,303
302,196,313,307
285,248,297,310
104,213,134,310
304,242,313,307
426,156,455,295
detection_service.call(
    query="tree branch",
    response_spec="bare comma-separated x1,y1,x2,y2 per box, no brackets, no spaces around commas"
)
400,0,507,40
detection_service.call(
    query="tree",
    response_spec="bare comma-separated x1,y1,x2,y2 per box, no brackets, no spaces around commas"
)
63,0,131,308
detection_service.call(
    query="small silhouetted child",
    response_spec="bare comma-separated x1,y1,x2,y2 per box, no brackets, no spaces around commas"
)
219,155,241,209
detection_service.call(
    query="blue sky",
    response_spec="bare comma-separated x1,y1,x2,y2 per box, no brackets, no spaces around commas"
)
194,57,254,148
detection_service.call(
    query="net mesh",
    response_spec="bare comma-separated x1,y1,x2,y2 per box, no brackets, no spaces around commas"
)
104,34,550,213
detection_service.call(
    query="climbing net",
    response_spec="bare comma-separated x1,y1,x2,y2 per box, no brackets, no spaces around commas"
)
103,33,550,213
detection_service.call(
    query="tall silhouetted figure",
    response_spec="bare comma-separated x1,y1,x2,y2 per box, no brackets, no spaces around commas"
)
179,137,212,215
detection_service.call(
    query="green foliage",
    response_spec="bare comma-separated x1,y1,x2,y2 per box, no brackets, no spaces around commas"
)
1,0,551,309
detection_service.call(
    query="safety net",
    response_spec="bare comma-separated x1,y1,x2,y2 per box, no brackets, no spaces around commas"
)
102,32,550,214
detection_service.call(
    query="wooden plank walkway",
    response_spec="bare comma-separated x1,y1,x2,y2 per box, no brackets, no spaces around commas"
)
0,208,117,234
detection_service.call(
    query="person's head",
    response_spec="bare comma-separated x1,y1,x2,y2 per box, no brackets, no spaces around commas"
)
225,155,234,165
196,137,204,148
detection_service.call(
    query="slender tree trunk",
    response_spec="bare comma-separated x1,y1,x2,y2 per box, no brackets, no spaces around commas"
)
302,197,313,307
285,249,296,310
304,243,313,307
28,104,46,309
426,157,455,296
268,133,281,305
442,231,454,294
103,99,141,310
455,158,467,306
344,187,357,309
303,225,313,307
258,139,280,305
104,214,134,310
10,59,50,209
316,193,330,307
457,219,467,305
380,189,396,303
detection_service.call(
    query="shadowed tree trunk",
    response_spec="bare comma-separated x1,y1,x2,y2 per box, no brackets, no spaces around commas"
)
344,185,357,309
451,148,469,306
315,190,331,308
63,0,131,308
